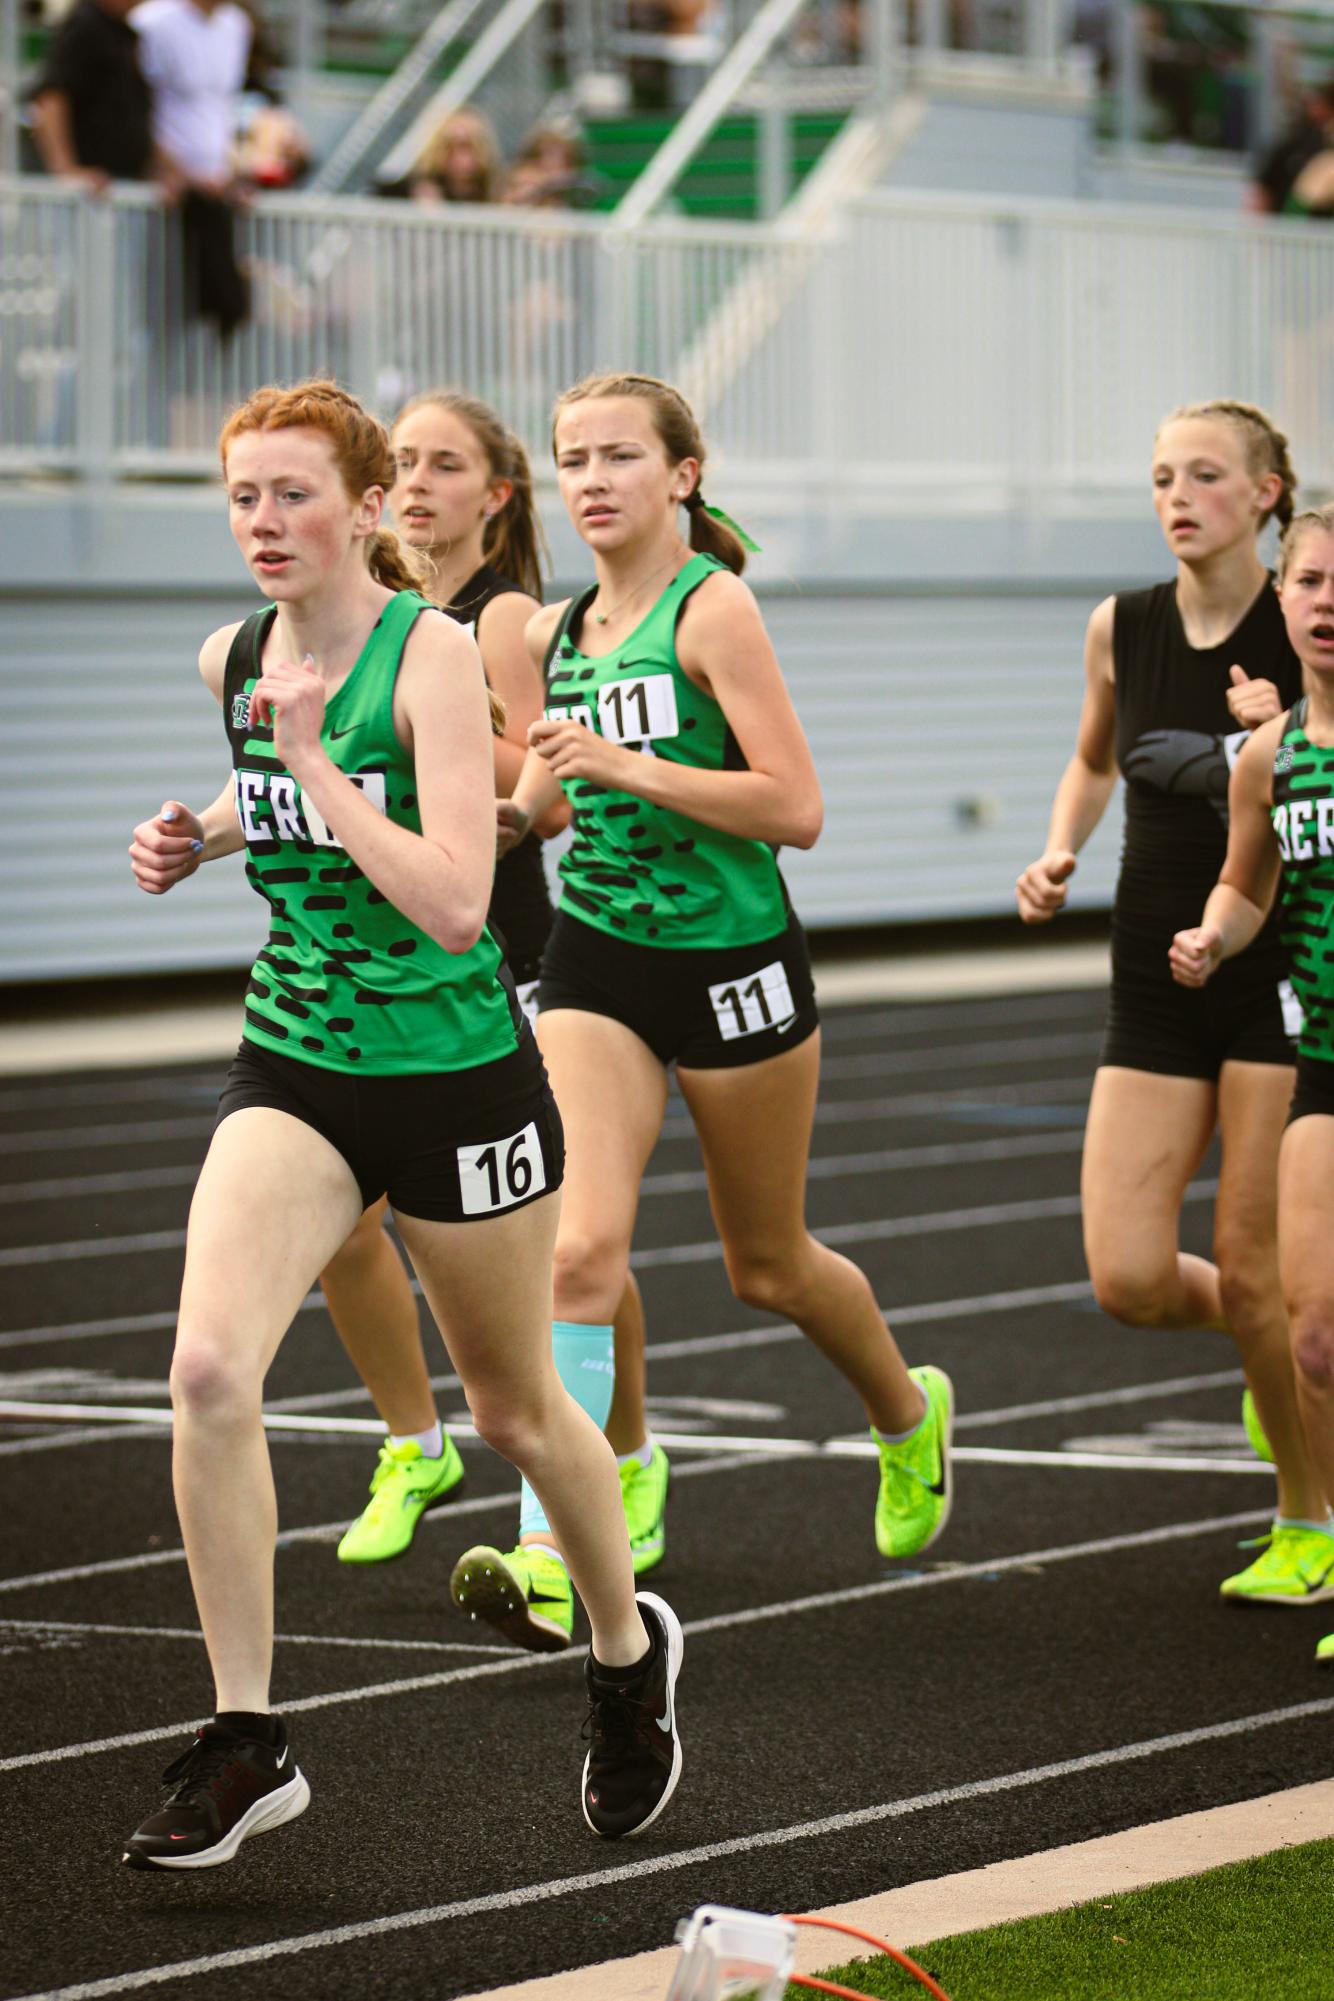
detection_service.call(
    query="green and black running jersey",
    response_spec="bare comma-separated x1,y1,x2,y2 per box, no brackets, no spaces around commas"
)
223,589,519,1076
543,553,789,950
1272,697,1334,1064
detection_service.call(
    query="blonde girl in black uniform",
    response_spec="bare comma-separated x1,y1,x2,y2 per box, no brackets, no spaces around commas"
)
321,391,655,1573
1018,400,1331,1602
448,373,954,1655
125,380,683,1866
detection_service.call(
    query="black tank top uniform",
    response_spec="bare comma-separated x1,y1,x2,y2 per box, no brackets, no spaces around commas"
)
1104,576,1302,1079
446,564,553,985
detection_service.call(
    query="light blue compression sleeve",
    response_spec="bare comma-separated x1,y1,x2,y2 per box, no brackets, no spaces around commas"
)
519,1320,615,1541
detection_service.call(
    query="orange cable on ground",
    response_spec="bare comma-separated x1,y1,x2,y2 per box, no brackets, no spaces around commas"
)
782,1913,952,2001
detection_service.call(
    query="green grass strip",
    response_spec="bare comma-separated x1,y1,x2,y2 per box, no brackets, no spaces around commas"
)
783,1835,1334,1998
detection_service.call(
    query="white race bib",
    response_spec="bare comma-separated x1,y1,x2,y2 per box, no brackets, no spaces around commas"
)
708,960,797,1042
457,1122,546,1216
596,674,680,746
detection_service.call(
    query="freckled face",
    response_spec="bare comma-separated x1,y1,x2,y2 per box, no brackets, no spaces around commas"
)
225,427,378,599
1279,528,1334,680
553,396,696,555
391,406,501,555
1151,418,1273,564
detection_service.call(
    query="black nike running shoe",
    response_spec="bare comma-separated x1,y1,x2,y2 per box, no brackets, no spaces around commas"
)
122,1721,309,1870
582,1591,683,1839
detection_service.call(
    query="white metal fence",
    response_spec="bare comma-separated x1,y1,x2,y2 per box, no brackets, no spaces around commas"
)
5,176,1334,492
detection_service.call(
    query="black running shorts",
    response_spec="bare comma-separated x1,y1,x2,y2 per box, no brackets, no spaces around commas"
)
215,1035,564,1222
1287,1052,1334,1126
1102,916,1298,1081
537,906,819,1070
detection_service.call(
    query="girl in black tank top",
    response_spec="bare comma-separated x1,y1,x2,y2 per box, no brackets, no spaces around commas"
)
314,393,648,1618
1018,400,1331,1599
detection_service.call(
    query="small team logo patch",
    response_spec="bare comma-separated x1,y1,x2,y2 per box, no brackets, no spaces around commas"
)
1275,744,1295,774
232,693,251,730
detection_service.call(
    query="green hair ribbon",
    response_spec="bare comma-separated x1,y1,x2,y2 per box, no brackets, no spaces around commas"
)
701,501,762,554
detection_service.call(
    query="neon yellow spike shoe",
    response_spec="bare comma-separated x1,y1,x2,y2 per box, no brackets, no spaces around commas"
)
1241,1389,1275,1465
1220,1523,1334,1604
450,1543,574,1653
621,1444,670,1576
336,1435,464,1564
873,1364,954,1559
1316,1632,1334,1666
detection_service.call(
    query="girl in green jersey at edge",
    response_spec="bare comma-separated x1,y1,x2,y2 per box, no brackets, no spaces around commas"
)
125,379,683,1866
1172,503,1334,1657
447,372,954,1653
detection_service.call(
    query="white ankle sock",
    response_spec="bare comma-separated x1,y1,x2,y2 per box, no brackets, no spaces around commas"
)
616,1437,655,1471
388,1422,443,1460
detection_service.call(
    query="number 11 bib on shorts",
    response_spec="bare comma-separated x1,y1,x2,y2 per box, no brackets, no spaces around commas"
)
708,960,797,1041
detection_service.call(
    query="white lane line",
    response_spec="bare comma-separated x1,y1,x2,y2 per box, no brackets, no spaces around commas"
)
0,1507,1268,1778
0,1273,1094,1356
957,1367,1245,1431
633,1184,1215,1272
814,990,1101,1043
0,1183,1201,1276
0,1617,510,1655
0,1070,1096,1165
0,1403,1271,1479
0,1118,213,1159
4,1166,199,1204
13,1698,1326,2001
0,1451,758,1597
816,1030,1101,1082
7,1128,1087,1209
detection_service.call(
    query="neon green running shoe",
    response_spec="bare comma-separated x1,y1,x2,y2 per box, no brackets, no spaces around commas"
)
1220,1523,1334,1604
1316,1632,1334,1666
336,1435,464,1564
873,1364,954,1559
450,1543,573,1653
621,1444,670,1575
1241,1389,1275,1465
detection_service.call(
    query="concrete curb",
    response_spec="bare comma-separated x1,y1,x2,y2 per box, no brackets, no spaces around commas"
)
460,1779,1334,2000
0,944,1109,1075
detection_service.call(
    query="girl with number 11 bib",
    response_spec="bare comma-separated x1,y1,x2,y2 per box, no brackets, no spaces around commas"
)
448,373,954,1649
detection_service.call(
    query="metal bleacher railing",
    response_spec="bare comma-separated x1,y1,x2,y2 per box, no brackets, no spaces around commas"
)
5,174,1334,497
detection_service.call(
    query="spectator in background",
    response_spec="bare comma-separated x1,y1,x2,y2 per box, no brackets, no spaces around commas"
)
1252,77,1334,213
132,0,253,332
503,120,597,209
404,107,502,204
29,0,177,193
235,103,310,190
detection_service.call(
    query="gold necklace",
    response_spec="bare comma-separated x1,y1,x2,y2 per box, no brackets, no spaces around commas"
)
591,554,680,626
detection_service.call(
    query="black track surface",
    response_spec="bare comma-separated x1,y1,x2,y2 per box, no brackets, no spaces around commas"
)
1,986,1327,2001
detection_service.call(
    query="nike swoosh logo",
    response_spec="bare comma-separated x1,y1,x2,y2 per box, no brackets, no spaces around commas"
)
275,1745,289,1769
655,1704,671,1732
328,724,360,741
775,1015,797,1035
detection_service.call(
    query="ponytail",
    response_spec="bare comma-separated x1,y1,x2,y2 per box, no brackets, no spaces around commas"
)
484,428,547,600
368,526,432,594
683,489,748,576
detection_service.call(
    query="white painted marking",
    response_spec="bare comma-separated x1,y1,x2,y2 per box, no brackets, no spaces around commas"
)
3,1165,198,1204
0,1507,1268,1774
11,1693,1325,2001
816,1029,1102,1082
956,1366,1245,1431
0,1176,1150,1274
0,1617,510,1655
0,1451,759,1596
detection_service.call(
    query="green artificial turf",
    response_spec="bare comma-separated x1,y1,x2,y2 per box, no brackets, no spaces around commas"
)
783,1836,1334,1999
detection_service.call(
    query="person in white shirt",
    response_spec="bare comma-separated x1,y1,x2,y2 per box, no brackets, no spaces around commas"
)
132,0,251,192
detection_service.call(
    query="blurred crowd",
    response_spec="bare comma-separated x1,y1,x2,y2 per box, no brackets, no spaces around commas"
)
382,108,599,211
